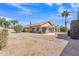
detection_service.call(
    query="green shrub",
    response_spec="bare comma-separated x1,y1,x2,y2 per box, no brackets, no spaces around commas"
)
14,25,23,32
60,25,67,32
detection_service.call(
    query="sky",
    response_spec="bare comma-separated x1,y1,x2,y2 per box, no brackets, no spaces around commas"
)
0,3,79,28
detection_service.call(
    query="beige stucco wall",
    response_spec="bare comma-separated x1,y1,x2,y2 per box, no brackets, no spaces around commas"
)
46,28,49,33
41,23,52,27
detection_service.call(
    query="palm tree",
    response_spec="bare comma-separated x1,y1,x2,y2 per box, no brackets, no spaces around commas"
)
30,21,32,32
10,20,18,29
62,10,70,31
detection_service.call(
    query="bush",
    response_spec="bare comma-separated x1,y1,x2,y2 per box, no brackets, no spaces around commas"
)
60,25,67,32
14,25,23,32
0,29,8,50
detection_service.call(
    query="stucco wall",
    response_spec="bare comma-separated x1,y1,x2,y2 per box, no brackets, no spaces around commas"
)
41,23,52,27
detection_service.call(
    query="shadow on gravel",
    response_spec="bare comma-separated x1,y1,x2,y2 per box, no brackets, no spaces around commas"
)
57,33,79,56
56,33,70,40
56,33,79,41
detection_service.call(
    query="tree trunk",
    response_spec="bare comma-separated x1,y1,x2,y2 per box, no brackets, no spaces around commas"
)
65,17,67,32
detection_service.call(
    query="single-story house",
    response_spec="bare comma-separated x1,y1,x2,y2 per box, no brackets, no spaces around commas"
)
23,21,55,33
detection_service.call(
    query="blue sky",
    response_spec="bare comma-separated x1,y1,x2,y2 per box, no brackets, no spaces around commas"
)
0,3,79,28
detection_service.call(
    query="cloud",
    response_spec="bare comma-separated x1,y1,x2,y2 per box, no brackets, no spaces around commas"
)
57,6,67,14
70,3,79,12
58,5,72,14
18,11,32,15
6,3,32,15
50,14,62,19
6,17,15,21
45,3,62,7
45,3,53,7
55,3,62,6
70,3,79,8
9,3,31,12
0,16,15,21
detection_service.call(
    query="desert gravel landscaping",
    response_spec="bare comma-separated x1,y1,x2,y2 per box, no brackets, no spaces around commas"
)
0,32,68,56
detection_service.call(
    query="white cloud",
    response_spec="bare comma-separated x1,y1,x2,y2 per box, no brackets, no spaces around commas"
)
45,3,53,7
9,3,31,12
6,3,32,15
58,6,65,13
55,3,62,6
45,3,62,7
50,14,63,19
74,8,78,12
58,5,71,14
6,17,14,21
18,11,32,15
0,16,15,21
70,3,79,12
70,3,79,8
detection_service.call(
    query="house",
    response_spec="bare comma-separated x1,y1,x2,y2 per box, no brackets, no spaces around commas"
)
23,21,55,33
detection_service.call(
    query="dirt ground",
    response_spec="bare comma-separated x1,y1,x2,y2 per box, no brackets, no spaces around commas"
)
0,32,68,56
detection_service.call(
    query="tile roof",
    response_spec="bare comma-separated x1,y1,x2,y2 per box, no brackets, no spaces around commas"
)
24,21,53,28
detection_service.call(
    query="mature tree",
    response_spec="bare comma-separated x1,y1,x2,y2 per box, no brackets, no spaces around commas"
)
0,17,20,29
60,25,67,32
0,17,7,27
10,20,18,29
4,21,11,28
62,10,70,31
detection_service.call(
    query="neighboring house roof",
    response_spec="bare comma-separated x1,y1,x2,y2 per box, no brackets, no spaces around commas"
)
24,21,53,28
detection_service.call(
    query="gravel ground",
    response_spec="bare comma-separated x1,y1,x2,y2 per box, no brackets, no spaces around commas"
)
0,32,68,56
